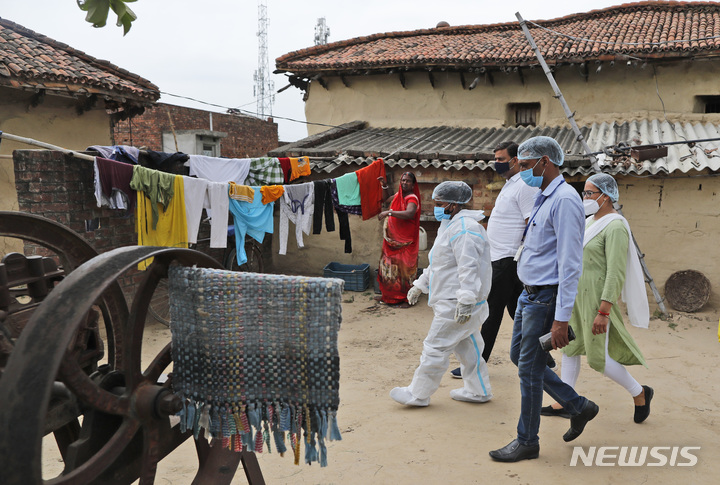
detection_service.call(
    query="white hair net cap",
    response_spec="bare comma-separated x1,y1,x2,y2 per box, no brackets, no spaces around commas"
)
517,136,565,166
432,181,473,204
587,173,619,202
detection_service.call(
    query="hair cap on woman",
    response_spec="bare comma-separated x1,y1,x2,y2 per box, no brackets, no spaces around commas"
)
587,173,619,202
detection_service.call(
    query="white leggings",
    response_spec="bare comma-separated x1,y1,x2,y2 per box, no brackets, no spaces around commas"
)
561,324,643,398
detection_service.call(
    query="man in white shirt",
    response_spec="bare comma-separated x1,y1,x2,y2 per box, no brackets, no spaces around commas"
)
451,141,538,377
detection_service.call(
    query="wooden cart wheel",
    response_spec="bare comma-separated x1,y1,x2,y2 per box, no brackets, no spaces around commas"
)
0,211,128,368
0,245,237,484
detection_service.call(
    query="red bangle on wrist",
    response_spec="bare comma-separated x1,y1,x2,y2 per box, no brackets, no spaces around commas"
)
597,310,610,316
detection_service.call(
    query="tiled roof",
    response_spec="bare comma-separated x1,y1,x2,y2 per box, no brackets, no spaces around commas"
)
0,18,159,105
269,120,720,176
276,2,720,73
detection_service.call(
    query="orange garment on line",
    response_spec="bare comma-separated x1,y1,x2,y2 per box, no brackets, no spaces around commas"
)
229,182,255,202
289,156,311,181
355,158,387,221
261,184,285,204
136,175,188,270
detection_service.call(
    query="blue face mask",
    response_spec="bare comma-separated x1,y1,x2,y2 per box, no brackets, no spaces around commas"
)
519,159,545,188
434,205,452,221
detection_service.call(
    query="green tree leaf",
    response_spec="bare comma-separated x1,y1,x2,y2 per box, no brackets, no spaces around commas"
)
110,0,138,35
77,0,138,35
77,0,110,28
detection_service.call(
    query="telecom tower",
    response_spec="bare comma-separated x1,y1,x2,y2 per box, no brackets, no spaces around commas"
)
253,0,274,119
314,17,330,45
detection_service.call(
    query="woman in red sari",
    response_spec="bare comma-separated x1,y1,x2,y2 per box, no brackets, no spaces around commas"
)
376,172,421,306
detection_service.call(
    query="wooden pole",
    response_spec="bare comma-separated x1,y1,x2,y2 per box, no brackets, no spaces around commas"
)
0,132,95,162
515,12,598,170
617,205,668,315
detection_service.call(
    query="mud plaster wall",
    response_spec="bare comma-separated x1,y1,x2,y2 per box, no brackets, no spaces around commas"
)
302,61,720,135
0,89,112,254
612,173,720,311
276,169,720,313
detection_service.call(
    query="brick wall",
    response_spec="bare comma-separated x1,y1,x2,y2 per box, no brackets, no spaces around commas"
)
112,103,278,157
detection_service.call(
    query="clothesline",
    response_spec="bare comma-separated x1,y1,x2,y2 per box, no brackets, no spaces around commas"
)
92,150,388,261
0,131,180,162
2,129,392,258
0,131,96,162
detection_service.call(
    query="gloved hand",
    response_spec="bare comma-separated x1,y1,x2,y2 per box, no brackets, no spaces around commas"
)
454,302,475,324
407,286,423,306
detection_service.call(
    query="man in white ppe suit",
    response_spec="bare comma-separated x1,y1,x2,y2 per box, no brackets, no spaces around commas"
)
390,181,493,406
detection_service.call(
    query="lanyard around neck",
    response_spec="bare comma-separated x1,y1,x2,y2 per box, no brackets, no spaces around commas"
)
521,179,565,243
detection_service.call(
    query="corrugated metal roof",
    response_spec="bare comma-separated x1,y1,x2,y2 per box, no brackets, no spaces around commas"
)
272,120,720,176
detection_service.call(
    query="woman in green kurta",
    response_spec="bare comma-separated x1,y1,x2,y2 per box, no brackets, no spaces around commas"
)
542,174,654,424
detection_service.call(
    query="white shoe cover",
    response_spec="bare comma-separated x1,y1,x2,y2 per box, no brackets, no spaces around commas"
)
390,387,430,406
450,388,492,403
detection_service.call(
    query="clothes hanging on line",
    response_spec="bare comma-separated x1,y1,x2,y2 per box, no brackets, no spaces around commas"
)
87,145,139,165
94,157,136,210
229,182,255,202
228,186,274,266
136,175,188,270
245,157,284,186
329,179,362,215
312,180,335,234
279,182,314,255
355,158,387,221
188,155,251,184
335,208,352,254
129,165,175,230
335,171,362,206
144,150,189,169
260,184,285,204
205,181,232,248
278,157,292,183
289,156,311,182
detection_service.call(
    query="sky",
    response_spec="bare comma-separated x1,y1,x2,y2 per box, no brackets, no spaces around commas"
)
1,1,680,142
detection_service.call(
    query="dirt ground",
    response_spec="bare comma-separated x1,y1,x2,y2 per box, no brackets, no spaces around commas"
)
41,291,719,484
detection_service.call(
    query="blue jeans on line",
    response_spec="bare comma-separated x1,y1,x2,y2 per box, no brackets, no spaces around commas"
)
510,288,588,446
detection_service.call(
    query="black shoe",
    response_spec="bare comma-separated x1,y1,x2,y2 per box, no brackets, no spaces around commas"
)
450,367,462,379
563,400,599,442
540,405,571,419
634,385,654,423
546,353,556,369
489,439,540,462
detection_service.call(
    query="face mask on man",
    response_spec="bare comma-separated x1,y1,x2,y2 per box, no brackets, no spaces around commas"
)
433,204,452,221
519,159,545,188
494,159,514,175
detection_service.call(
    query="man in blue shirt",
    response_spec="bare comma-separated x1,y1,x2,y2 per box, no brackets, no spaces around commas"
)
489,136,599,462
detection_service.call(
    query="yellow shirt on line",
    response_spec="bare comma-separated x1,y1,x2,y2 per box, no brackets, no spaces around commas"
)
136,175,188,270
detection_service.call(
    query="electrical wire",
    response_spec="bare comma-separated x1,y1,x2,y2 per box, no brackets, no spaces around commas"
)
652,65,689,144
158,87,720,161
159,90,504,152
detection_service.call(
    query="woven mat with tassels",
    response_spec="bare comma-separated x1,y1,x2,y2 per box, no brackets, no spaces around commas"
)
168,266,343,466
